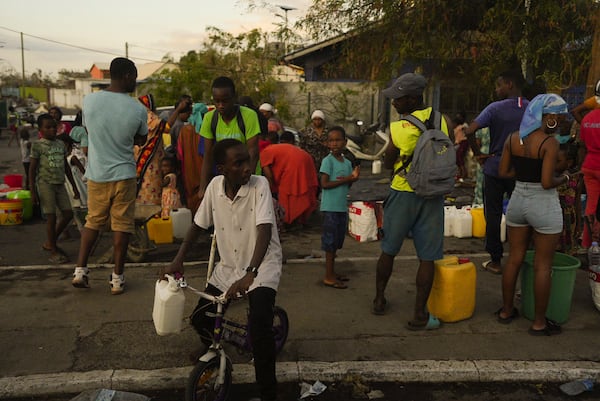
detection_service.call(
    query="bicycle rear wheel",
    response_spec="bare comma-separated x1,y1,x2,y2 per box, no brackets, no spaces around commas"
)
273,306,289,354
185,357,232,401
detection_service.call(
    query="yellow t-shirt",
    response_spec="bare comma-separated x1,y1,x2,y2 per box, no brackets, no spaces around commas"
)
390,107,449,192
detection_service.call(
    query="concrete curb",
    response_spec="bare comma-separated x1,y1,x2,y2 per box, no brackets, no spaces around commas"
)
0,253,495,271
2,360,599,398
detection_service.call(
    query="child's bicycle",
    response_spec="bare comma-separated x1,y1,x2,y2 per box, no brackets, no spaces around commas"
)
181,235,289,401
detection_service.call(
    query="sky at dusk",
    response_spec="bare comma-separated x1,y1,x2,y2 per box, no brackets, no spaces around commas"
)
0,0,310,78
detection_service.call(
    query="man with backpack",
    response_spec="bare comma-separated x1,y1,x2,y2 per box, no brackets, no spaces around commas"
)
198,76,261,201
372,73,451,332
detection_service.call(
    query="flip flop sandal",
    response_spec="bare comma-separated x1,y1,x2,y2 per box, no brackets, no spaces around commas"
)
482,260,502,275
323,280,348,289
336,275,350,282
406,314,441,331
545,318,562,333
528,318,562,336
494,307,519,324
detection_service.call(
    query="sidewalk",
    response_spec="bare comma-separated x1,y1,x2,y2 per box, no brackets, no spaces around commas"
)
1,135,600,398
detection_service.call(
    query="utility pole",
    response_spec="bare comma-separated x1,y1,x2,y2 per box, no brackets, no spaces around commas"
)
20,32,25,97
277,5,296,54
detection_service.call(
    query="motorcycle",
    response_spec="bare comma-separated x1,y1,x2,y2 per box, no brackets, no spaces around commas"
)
345,120,389,162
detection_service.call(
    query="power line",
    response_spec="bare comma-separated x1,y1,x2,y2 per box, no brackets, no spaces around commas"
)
128,43,171,54
0,25,164,63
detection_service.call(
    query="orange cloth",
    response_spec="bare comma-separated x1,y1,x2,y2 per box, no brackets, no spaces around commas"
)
260,144,318,225
177,124,203,214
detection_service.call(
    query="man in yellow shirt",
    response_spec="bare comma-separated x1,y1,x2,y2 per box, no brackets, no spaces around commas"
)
372,73,449,332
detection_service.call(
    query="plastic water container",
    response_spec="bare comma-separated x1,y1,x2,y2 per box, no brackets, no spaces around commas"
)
520,251,580,324
171,208,192,239
444,206,457,237
3,174,23,188
371,160,382,175
427,256,476,322
147,217,173,244
7,190,32,221
152,274,186,336
500,214,507,242
0,199,23,226
454,207,472,238
588,242,600,312
470,207,486,238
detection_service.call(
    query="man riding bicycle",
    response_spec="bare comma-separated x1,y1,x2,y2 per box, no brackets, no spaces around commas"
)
162,139,282,401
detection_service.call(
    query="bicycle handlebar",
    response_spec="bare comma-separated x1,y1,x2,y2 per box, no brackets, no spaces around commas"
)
178,276,243,304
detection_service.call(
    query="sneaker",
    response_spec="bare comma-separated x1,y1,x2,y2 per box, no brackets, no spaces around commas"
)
109,273,125,295
72,267,90,288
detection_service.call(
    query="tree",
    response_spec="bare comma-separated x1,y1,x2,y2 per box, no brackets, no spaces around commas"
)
141,26,288,117
297,0,596,92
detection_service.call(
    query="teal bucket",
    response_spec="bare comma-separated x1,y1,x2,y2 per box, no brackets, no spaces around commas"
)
7,190,33,221
520,251,580,324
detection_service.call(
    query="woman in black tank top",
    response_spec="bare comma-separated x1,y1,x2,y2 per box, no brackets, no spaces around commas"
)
497,94,571,336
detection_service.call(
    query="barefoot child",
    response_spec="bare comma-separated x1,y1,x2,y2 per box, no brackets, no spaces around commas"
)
30,114,80,264
319,126,360,289
160,156,182,218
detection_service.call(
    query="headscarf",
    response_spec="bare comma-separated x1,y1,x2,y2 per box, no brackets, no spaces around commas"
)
519,93,568,139
189,102,209,133
138,94,155,112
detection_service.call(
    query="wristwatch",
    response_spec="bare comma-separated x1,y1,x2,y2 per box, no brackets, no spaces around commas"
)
246,266,259,277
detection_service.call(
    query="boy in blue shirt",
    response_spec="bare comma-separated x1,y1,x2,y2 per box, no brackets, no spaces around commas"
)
319,126,360,289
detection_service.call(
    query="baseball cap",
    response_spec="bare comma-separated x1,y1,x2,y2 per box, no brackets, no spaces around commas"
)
311,110,325,120
382,73,427,99
259,103,274,112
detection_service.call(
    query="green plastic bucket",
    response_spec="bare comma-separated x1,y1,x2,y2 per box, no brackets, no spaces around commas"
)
7,190,32,221
520,251,580,324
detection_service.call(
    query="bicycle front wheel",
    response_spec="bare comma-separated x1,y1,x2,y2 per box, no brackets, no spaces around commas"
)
185,357,232,401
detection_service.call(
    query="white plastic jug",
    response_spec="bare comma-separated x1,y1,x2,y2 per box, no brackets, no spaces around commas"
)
371,160,382,175
500,214,507,242
444,206,457,237
171,208,192,239
152,274,185,336
454,207,473,238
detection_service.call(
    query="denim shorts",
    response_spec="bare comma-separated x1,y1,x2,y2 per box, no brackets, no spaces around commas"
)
381,190,444,261
506,181,562,235
321,211,348,252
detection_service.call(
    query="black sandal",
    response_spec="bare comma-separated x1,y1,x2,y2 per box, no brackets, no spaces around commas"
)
528,318,562,336
494,307,519,324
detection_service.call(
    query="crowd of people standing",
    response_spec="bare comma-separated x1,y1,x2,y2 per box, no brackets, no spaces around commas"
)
13,54,600,400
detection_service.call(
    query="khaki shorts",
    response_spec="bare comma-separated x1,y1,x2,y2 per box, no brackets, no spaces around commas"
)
85,178,136,234
37,182,72,214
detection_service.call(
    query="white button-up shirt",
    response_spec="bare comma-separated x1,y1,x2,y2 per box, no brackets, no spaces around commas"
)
194,175,282,292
